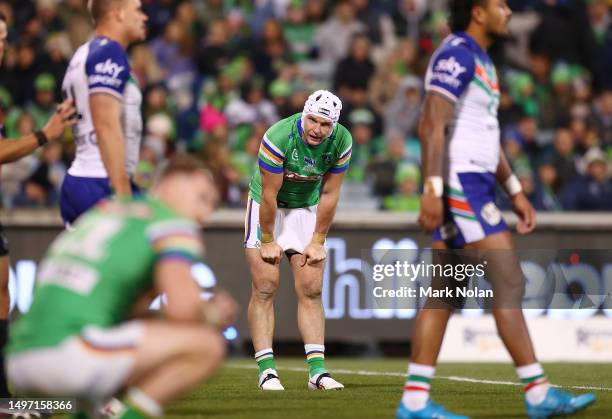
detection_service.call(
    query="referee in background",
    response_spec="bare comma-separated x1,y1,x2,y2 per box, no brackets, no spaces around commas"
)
0,12,76,400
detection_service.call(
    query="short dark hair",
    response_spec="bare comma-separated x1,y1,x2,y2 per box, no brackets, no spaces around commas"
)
158,154,211,181
449,0,488,32
88,0,124,23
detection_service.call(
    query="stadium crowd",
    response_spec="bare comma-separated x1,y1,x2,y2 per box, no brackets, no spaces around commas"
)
0,0,610,211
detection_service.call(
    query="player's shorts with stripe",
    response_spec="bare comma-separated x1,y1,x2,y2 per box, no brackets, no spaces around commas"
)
243,195,316,254
7,321,144,401
60,174,140,226
0,223,8,256
433,172,508,249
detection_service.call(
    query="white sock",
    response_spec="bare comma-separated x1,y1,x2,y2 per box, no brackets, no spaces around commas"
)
401,363,435,411
517,363,550,405
126,387,163,417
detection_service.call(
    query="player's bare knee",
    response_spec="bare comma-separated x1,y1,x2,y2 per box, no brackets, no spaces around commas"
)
252,278,279,301
298,282,322,300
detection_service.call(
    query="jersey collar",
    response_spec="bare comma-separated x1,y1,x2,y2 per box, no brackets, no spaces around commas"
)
454,31,489,62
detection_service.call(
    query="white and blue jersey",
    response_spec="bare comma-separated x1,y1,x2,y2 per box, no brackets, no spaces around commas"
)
60,36,142,225
425,32,508,248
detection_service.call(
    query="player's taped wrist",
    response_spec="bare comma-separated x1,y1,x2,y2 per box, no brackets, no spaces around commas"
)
311,232,326,245
260,232,274,244
504,174,522,196
424,176,443,197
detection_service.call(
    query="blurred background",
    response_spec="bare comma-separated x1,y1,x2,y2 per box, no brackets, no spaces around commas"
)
0,0,610,212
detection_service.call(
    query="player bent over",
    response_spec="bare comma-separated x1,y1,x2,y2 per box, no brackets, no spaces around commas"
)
396,2,595,419
6,156,237,418
245,90,352,390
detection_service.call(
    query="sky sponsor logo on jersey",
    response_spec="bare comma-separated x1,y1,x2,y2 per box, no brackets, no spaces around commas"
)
95,59,125,78
431,56,466,89
89,59,125,88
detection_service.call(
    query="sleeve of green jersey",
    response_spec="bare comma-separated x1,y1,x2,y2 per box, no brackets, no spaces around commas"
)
329,127,353,174
258,124,288,174
146,219,204,264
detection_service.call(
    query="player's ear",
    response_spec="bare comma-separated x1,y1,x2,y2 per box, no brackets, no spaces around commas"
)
114,2,126,22
471,3,487,26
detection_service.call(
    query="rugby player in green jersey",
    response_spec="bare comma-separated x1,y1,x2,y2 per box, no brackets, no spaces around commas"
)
244,90,352,390
6,156,237,419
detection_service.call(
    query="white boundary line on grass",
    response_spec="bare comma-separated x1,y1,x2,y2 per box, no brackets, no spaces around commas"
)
227,364,612,392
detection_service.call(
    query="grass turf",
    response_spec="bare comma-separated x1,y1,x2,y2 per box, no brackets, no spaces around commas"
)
163,358,612,419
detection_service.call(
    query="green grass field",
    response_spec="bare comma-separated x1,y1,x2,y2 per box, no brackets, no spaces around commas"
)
164,359,612,419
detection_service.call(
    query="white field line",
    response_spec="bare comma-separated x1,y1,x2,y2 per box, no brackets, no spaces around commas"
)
227,364,612,392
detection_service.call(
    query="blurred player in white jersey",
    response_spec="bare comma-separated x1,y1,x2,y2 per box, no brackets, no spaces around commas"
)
396,1,595,418
60,0,147,226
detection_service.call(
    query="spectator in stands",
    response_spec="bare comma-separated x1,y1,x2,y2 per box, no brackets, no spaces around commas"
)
369,38,419,115
224,77,278,128
561,147,612,210
383,75,422,140
315,1,365,65
537,160,563,211
345,108,384,183
14,141,65,207
592,89,612,149
551,126,579,188
333,34,376,98
530,0,594,70
350,0,396,61
282,0,317,63
370,134,418,199
25,73,56,130
382,163,421,212
570,116,599,156
588,0,612,89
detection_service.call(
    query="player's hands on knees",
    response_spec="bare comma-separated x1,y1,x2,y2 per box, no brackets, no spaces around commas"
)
418,194,443,233
260,241,283,265
511,192,536,234
43,99,78,141
202,291,238,330
300,242,326,267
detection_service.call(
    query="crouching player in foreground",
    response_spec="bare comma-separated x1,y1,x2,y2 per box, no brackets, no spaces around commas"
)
6,155,237,418
396,1,595,418
245,90,351,390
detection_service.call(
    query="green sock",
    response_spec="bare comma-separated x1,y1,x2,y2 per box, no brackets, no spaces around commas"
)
255,348,276,374
117,405,147,419
305,344,326,377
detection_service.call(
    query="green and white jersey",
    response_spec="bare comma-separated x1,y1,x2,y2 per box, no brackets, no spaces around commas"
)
248,113,353,209
7,196,204,354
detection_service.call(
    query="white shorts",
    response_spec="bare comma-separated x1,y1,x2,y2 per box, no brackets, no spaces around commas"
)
7,321,144,401
243,195,317,254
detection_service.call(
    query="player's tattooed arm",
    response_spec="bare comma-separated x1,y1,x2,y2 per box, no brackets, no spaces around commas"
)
496,149,537,234
259,167,284,264
417,92,455,233
90,94,132,196
495,149,514,185
418,92,454,179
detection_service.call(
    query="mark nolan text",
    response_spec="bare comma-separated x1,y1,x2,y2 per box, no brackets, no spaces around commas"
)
373,286,493,299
